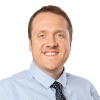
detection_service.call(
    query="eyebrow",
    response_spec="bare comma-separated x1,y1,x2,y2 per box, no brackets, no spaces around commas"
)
38,29,66,34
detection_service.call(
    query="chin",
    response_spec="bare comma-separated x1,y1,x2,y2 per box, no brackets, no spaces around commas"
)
45,64,60,71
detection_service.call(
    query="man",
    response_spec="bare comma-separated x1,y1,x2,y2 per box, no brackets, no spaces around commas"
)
0,5,99,100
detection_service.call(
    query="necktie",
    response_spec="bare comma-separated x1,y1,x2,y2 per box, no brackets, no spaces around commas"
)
51,81,66,100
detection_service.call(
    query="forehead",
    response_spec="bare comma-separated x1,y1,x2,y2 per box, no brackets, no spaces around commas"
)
33,12,66,21
32,12,68,29
31,12,69,37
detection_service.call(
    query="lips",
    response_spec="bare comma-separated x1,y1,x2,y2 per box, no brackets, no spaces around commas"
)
44,51,58,54
44,52,59,59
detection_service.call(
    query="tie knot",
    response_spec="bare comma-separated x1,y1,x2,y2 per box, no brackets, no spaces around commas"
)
51,81,62,90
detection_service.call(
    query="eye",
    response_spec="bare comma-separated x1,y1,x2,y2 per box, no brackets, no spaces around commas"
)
39,34,63,37
57,34,63,37
39,35,43,37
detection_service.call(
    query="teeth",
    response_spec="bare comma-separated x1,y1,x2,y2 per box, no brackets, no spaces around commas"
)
45,53,57,56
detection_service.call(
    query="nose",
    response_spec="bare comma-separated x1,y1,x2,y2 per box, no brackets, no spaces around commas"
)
46,36,58,48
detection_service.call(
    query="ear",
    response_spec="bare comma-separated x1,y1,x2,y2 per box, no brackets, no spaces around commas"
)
28,38,32,52
70,38,72,51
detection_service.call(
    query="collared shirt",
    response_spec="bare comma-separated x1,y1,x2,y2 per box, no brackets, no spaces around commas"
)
0,61,99,100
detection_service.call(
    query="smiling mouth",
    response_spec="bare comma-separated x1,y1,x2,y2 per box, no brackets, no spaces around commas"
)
44,52,58,56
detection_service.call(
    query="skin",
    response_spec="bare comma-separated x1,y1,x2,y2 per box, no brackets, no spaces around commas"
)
29,12,72,80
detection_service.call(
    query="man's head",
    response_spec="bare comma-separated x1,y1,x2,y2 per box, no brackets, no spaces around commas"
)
28,5,73,79
28,5,73,41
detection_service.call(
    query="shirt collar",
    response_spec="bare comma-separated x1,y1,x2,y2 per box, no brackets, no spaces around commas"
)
28,60,67,89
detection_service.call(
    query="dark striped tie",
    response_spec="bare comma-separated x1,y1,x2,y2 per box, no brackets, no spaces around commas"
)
51,81,66,100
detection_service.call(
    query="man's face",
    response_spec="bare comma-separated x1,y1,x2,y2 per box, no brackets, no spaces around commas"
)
29,12,71,74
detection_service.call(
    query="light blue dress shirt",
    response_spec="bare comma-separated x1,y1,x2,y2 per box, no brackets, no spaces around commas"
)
0,61,99,100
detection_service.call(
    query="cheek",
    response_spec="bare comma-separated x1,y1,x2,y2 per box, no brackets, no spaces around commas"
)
60,41,70,49
32,41,44,53
63,43,70,59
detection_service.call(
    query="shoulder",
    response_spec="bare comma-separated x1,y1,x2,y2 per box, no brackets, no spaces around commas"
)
66,73,99,98
0,70,29,87
66,73,85,79
66,73,91,84
66,73,94,91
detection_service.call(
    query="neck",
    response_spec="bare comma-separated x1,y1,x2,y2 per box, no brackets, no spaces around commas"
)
43,67,64,80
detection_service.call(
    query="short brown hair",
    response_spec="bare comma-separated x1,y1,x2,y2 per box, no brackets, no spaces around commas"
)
28,5,73,41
